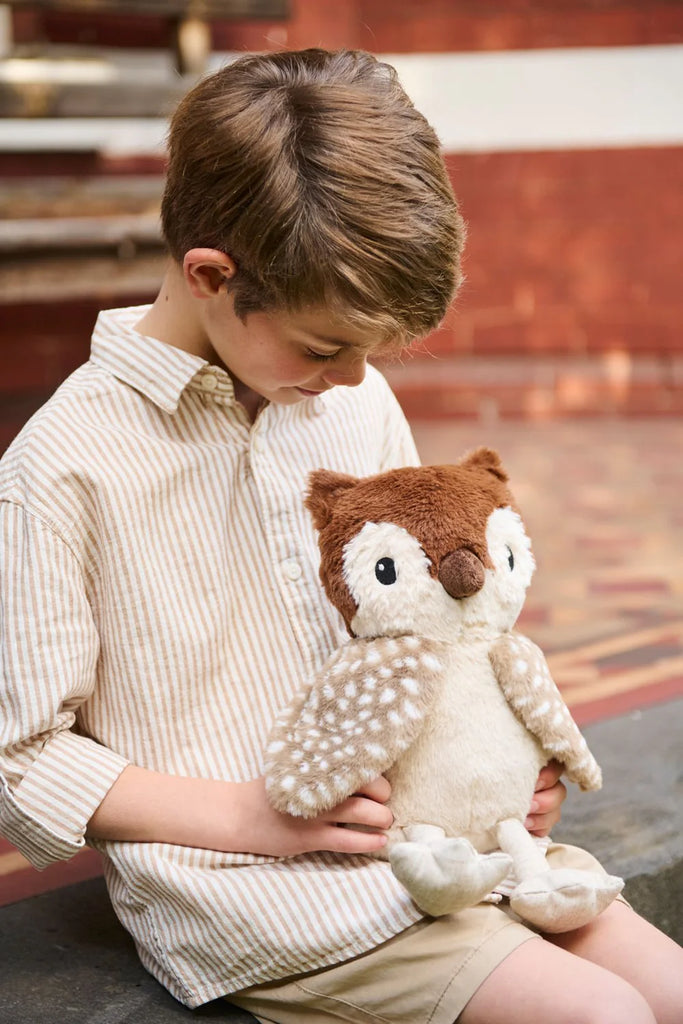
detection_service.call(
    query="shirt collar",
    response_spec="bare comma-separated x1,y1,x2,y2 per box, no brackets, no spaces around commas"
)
90,304,235,413
89,304,331,420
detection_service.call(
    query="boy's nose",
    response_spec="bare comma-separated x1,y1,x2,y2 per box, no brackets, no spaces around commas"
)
322,354,367,389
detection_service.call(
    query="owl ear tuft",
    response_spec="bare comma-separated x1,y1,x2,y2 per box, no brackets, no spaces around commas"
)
305,470,359,531
459,447,508,483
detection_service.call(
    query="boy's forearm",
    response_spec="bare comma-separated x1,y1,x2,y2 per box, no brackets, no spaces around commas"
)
86,764,246,851
86,764,393,858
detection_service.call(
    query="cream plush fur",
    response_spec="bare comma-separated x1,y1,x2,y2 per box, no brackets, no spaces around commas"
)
265,451,623,932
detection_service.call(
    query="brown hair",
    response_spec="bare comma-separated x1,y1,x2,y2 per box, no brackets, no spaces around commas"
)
161,48,465,346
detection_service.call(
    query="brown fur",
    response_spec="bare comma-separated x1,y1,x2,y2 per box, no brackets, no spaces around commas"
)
161,50,464,344
306,448,513,631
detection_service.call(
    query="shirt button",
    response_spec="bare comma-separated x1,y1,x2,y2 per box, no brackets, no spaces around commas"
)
252,435,265,453
283,559,302,582
203,373,218,391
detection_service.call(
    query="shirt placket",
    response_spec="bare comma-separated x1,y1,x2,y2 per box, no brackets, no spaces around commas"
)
248,409,339,677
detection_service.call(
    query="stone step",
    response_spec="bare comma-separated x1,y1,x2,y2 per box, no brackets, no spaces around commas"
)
0,211,162,253
0,69,187,118
0,877,257,1022
4,0,289,81
0,211,162,255
0,172,164,259
0,172,164,219
0,49,188,117
554,699,683,947
0,173,164,254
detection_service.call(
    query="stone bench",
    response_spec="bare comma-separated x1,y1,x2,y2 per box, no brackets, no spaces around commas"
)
1,701,680,1021
553,699,683,948
0,874,258,1023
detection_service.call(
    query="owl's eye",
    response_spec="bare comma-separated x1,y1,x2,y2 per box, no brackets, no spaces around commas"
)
506,546,514,571
375,558,397,585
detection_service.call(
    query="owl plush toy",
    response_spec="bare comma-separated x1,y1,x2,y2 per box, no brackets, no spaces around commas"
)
265,448,623,932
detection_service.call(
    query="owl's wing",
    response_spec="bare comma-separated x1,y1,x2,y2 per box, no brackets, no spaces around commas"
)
489,632,602,791
265,635,445,818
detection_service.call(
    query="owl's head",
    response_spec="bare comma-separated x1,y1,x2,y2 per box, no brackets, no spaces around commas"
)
306,448,535,641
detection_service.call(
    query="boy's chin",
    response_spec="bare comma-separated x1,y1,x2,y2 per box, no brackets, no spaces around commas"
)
281,386,327,402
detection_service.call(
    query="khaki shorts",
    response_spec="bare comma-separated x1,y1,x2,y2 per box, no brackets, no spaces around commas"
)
229,843,627,1024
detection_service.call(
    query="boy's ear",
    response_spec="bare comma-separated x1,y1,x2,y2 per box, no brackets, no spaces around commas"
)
183,249,237,298
305,470,358,531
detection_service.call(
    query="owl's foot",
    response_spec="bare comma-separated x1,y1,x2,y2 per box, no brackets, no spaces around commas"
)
509,868,624,933
389,827,512,917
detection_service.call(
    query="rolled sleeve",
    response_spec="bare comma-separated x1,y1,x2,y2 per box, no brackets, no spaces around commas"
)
0,500,129,869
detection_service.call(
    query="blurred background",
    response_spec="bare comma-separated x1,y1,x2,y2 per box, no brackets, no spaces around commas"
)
0,2,682,921
1,0,683,438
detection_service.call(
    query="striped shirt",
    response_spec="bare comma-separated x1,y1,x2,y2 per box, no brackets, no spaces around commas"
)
0,305,424,1007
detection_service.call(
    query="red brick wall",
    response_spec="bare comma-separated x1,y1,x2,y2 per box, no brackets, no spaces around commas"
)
14,0,683,52
441,148,683,358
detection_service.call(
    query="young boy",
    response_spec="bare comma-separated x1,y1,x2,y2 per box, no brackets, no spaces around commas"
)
1,49,681,1024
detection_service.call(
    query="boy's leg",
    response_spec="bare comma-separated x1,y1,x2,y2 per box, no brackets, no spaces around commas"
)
458,936,656,1024
461,900,683,1024
548,900,683,1024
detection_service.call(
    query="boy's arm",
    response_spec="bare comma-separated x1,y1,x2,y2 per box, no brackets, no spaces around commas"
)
0,503,390,862
86,767,392,857
0,502,129,868
87,758,566,855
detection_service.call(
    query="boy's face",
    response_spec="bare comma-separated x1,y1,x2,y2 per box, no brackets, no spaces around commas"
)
205,301,382,408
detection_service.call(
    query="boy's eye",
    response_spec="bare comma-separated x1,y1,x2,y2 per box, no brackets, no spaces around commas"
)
305,348,340,362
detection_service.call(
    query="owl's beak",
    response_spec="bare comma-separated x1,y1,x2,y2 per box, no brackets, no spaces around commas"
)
438,548,485,599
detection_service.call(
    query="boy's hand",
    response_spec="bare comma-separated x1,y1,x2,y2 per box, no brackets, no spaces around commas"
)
239,776,393,858
524,760,566,837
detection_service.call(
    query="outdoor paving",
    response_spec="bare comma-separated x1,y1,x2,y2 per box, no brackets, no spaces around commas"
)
0,415,681,1020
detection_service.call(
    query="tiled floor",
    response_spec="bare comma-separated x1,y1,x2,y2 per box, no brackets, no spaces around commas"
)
1,416,682,906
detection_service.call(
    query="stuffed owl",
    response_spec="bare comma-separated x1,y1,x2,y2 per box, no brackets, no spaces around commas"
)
265,447,623,932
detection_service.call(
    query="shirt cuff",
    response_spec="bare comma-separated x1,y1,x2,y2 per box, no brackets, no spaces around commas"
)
0,730,129,869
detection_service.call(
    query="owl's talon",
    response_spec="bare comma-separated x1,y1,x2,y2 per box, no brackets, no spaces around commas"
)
509,868,624,933
390,834,512,917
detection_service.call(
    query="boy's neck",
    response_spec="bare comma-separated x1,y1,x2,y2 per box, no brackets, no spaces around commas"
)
135,263,263,423
135,263,210,361
231,380,265,423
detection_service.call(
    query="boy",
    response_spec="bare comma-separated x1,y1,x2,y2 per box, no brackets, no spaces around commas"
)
1,49,681,1024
